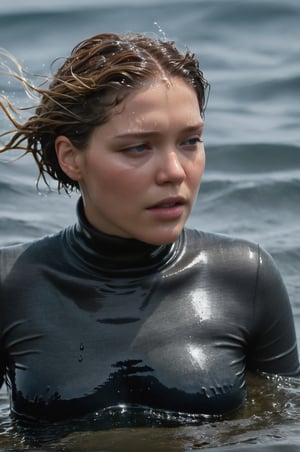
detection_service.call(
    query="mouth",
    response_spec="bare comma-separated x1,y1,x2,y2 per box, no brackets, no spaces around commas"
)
148,196,186,209
146,196,187,221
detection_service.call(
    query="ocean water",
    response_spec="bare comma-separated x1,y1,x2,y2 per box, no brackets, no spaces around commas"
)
0,0,300,450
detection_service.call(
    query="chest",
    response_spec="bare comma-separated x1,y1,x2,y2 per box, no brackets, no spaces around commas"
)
2,267,250,418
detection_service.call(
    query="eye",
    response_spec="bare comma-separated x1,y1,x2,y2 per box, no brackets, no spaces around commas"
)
180,136,203,149
121,143,151,155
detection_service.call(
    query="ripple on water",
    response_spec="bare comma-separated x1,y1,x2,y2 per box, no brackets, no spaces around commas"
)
0,373,300,450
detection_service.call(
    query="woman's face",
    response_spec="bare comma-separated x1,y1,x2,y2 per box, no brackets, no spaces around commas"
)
69,77,205,245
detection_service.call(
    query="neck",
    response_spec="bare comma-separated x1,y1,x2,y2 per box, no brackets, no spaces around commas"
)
64,198,183,276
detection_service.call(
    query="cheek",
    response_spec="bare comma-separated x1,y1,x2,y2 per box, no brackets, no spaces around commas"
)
88,164,141,198
188,154,205,187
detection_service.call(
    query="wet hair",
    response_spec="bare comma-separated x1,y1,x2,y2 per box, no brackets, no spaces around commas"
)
0,32,209,193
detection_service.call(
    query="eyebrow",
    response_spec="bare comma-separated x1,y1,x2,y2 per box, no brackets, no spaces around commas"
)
114,123,204,140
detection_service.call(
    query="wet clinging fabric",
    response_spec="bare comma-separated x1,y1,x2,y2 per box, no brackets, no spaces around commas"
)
0,199,299,420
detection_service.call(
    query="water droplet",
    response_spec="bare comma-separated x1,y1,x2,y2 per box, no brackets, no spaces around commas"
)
78,355,83,362
153,22,168,41
80,342,84,351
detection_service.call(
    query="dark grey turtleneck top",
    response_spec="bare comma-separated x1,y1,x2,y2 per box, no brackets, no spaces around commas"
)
0,199,299,421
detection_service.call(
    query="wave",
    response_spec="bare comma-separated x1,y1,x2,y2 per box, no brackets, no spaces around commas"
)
234,74,300,103
1,0,299,35
189,143,300,247
205,143,300,173
0,0,205,19
1,0,299,16
200,178,300,210
204,0,300,24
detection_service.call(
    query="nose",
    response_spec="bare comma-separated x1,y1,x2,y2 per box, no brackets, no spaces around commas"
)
155,150,186,185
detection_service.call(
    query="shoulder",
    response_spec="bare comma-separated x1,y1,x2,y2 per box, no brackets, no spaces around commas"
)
184,227,258,248
181,228,283,285
0,242,31,283
183,228,260,265
165,228,263,290
183,228,290,304
0,231,65,283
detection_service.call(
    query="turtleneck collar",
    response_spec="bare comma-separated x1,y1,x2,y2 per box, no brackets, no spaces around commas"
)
64,198,183,276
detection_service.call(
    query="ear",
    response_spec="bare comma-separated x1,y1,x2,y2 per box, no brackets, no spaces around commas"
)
55,136,83,181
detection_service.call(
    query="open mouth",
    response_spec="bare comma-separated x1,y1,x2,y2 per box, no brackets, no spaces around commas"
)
147,197,186,220
155,202,181,208
149,197,185,210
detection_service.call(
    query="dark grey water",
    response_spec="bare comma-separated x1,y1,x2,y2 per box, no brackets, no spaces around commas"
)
0,0,300,450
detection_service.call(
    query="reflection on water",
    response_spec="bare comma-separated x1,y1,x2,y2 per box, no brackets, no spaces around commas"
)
0,373,300,451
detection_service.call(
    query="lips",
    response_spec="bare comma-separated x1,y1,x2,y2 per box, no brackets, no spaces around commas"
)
148,196,186,209
159,202,178,208
147,196,186,221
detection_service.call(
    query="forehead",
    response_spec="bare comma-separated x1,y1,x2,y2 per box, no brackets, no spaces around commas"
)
113,77,200,117
92,77,202,140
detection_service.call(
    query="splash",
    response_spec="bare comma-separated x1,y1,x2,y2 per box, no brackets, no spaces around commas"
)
153,22,168,42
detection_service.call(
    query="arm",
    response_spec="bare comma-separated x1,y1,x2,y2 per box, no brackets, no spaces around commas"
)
248,245,300,376
0,243,30,390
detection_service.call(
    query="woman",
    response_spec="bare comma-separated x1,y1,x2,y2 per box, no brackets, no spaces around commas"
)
0,32,299,423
